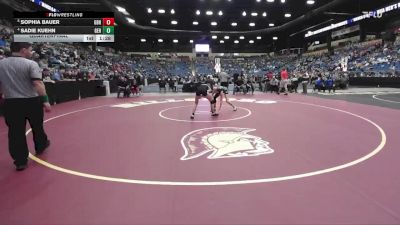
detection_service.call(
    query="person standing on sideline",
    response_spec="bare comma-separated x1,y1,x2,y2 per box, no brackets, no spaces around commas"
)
0,42,51,171
280,68,289,95
218,71,230,88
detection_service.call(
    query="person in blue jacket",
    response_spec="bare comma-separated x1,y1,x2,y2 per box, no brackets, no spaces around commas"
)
325,76,335,93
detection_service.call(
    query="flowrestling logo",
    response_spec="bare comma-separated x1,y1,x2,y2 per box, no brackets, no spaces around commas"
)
180,127,274,160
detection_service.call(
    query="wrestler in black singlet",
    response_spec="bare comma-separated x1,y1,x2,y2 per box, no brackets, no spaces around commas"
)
196,83,209,97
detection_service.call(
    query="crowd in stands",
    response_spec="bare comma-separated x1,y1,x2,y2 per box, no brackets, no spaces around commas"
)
195,58,214,76
344,40,400,77
0,19,12,47
131,56,191,79
0,18,399,94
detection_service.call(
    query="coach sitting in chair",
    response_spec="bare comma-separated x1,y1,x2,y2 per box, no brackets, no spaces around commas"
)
233,76,245,95
117,76,130,98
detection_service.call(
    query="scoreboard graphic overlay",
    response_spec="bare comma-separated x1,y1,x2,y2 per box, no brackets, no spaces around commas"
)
13,12,114,43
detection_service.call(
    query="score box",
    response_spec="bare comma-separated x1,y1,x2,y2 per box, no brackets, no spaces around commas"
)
96,35,114,42
102,26,114,34
102,18,114,26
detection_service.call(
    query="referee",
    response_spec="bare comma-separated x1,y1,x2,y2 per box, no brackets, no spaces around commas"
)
218,71,230,88
0,42,51,171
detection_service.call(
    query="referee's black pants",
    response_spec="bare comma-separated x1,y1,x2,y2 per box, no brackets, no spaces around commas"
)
3,97,48,166
220,82,229,88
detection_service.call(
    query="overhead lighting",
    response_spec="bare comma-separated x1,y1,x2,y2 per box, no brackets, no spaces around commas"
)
173,39,179,43
158,39,163,42
140,39,146,42
242,11,247,16
267,0,274,2
239,36,245,39
158,9,165,14
206,10,213,15
224,36,230,39
212,35,218,39
196,10,201,15
171,20,178,25
281,0,286,3
231,22,237,26
126,18,135,23
251,12,258,16
273,36,278,40
211,21,217,26
116,6,130,15
263,12,267,17
269,23,275,27
218,10,223,16
171,9,175,14
306,0,315,4
220,40,224,43
193,21,199,25
234,53,239,56
234,40,239,44
147,8,152,13
151,20,157,24
285,13,291,17
116,6,126,12
249,40,254,44
249,22,255,27
257,36,262,39
257,0,261,2
190,40,194,43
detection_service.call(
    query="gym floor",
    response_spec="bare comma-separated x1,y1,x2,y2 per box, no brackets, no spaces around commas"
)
0,90,399,225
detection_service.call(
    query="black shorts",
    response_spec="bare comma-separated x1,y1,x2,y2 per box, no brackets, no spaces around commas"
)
213,89,227,101
196,85,208,97
221,82,229,88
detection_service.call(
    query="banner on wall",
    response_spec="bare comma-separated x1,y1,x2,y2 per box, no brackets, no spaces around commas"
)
214,58,221,73
306,2,400,37
332,25,360,38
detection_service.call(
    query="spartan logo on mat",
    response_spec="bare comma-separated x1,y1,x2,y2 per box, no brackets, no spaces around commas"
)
180,127,274,160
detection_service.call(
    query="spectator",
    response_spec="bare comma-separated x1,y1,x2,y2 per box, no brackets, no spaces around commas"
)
325,76,335,93
52,69,62,81
269,76,279,94
117,76,129,98
280,68,289,95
